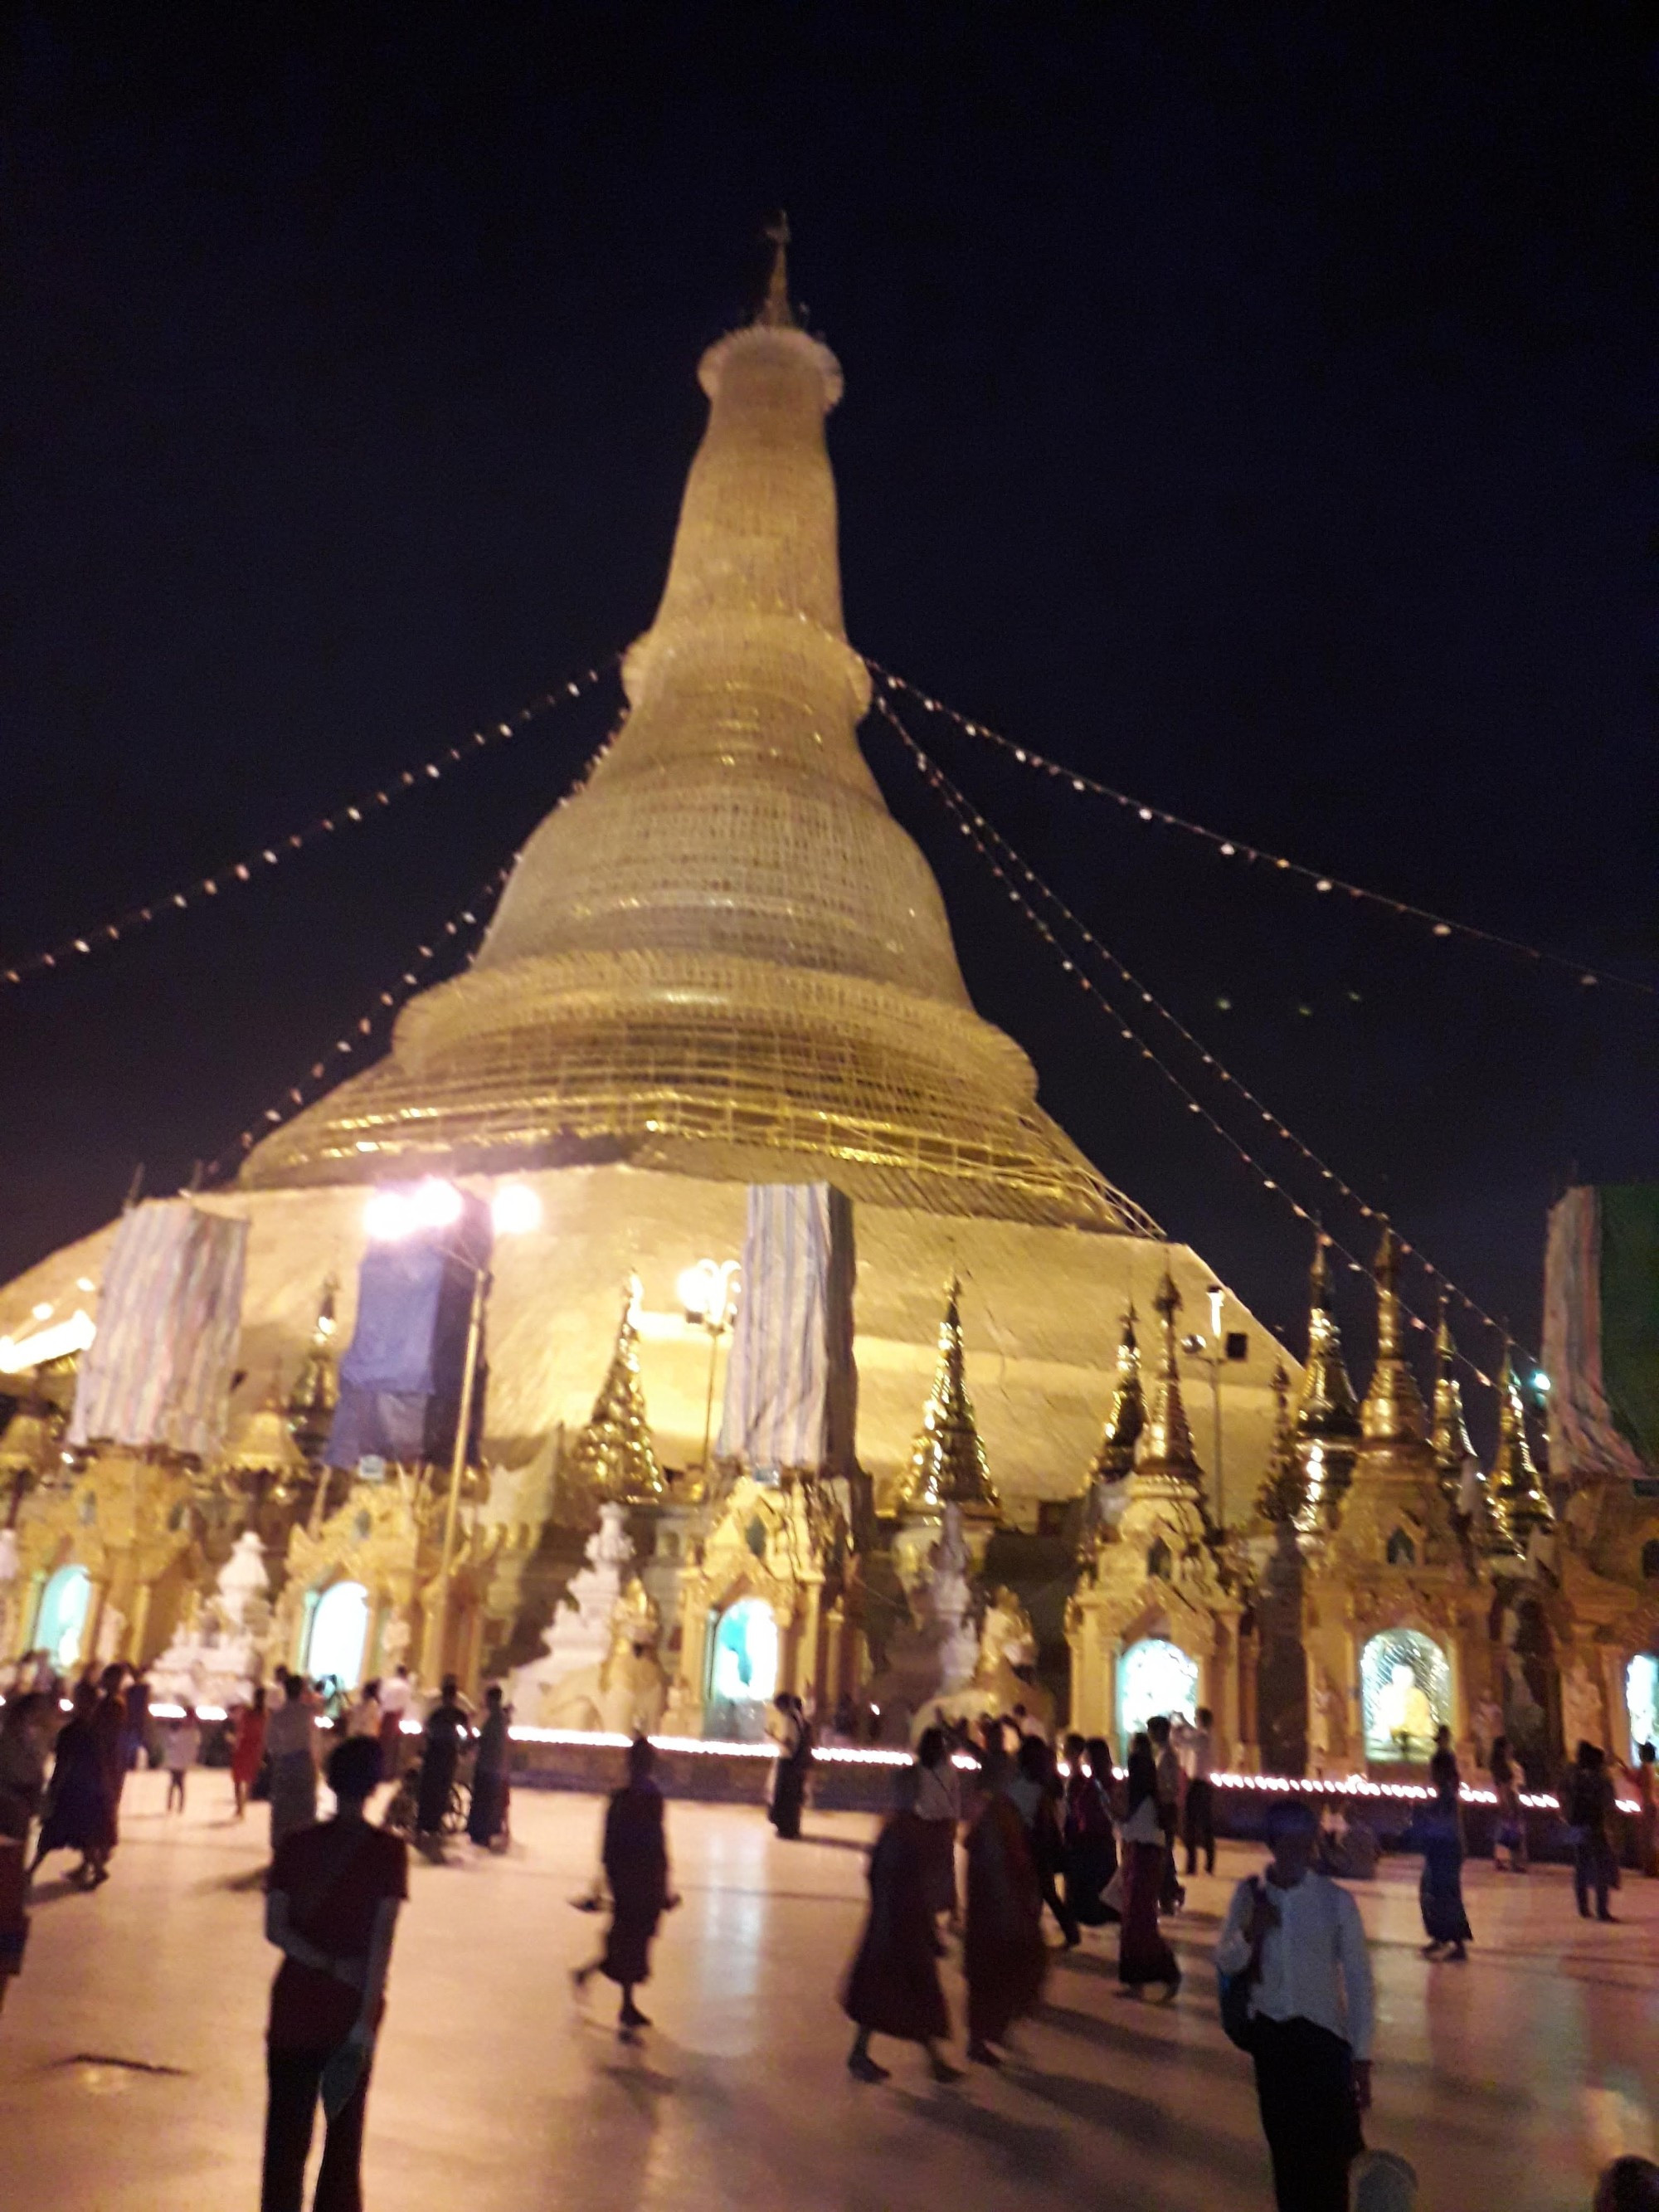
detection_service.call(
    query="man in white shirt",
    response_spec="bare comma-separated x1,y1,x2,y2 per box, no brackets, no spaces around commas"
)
1173,1707,1217,1876
1214,1796,1374,2212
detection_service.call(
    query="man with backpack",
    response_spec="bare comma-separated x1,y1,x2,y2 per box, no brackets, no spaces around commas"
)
1215,1796,1375,2212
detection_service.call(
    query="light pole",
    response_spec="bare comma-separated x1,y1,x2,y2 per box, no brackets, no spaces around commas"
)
363,1177,541,1683
676,1259,740,1475
1180,1280,1228,1523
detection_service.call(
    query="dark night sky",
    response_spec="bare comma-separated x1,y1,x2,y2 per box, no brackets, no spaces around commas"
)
1,6,1654,1420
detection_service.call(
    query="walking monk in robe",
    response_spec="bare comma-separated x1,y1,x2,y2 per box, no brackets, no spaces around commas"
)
843,1766,961,2083
574,1737,678,2039
963,1771,1048,2064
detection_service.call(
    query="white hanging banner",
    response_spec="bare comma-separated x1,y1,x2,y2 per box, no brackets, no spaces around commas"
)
717,1185,856,1476
68,1199,248,1459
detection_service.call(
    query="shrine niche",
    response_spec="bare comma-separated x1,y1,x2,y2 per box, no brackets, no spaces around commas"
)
664,1475,849,1737
1301,1230,1493,1770
275,1474,505,1692
1360,1628,1451,1763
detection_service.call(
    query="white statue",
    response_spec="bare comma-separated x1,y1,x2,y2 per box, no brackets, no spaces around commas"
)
216,1531,270,1629
1377,1662,1433,1749
148,1530,273,1708
924,1506,979,1693
509,1503,652,1727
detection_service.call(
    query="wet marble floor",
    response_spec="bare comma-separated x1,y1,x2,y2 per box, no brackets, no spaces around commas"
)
1,1768,1655,2210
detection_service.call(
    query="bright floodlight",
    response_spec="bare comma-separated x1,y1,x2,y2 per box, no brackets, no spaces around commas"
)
411,1178,464,1230
491,1184,542,1237
363,1189,413,1242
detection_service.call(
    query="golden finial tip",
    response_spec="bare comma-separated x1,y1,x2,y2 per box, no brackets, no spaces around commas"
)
757,211,796,329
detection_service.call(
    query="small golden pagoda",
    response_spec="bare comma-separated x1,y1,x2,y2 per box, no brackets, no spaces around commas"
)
1294,1236,1361,1529
899,1279,1000,1521
1067,1268,1243,1755
561,1283,667,1516
1301,1225,1491,1766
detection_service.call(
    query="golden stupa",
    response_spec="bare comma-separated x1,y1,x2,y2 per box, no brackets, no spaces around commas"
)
244,235,1137,1234
0,236,1288,1566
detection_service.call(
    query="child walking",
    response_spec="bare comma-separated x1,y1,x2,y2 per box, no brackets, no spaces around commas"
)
165,1708,202,1812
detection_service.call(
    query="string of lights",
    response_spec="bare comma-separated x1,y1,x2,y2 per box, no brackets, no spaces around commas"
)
1,656,620,993
203,714,624,1182
871,661,1655,1005
874,695,1520,1387
202,864,512,1183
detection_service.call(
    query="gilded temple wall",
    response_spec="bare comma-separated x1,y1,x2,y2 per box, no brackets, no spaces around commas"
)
0,1167,1290,1529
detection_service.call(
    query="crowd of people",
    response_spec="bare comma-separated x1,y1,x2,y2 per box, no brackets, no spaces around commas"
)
2,1653,1657,2209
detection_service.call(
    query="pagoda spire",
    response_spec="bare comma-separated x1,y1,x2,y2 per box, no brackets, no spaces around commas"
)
1293,1234,1360,1527
1358,1224,1428,1445
901,1279,1000,1519
757,211,796,329
1088,1306,1145,1482
1131,1269,1205,1495
565,1280,665,1511
1490,1341,1554,1552
1429,1301,1477,1507
1431,1309,1515,1560
1255,1363,1307,1527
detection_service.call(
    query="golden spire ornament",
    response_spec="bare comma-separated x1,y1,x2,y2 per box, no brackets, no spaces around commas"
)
1490,1341,1554,1552
902,1279,1000,1519
1358,1224,1428,1445
565,1279,666,1511
1088,1306,1145,1482
757,210,796,329
1293,1235,1360,1527
285,1275,338,1466
1129,1269,1207,1500
1295,1237,1360,1434
1255,1364,1307,1527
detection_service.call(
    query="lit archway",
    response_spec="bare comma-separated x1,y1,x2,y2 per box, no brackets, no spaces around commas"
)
1118,1637,1200,1749
305,1581,370,1689
1626,1655,1659,1764
1360,1629,1451,1761
708,1598,779,1719
36,1565,91,1671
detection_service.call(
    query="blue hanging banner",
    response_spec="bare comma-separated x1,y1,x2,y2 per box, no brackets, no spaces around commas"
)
326,1186,492,1469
